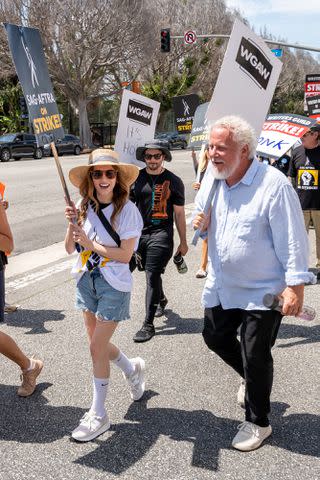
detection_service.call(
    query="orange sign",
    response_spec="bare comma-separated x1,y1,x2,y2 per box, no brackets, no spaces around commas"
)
0,182,5,200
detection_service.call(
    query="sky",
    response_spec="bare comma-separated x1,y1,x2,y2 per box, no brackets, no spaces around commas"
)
225,0,320,55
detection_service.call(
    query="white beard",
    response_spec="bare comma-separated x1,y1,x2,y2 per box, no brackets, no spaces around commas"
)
211,155,241,180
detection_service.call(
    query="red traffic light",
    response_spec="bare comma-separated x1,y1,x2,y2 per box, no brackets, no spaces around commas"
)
161,28,170,53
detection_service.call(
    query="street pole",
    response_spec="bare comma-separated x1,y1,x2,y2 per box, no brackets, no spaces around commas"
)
172,34,320,54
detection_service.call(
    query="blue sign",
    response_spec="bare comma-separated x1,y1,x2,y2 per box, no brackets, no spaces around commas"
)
271,48,283,58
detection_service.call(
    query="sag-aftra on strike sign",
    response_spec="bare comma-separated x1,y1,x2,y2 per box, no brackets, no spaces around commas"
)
4,23,64,147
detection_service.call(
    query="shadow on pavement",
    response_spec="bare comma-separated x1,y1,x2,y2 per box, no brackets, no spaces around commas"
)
0,386,318,474
74,390,235,473
270,402,320,456
4,308,65,334
154,310,203,336
0,383,85,442
73,392,320,474
277,322,320,348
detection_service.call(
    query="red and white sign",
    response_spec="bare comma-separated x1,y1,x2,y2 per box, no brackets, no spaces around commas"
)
184,30,197,45
305,74,320,119
256,113,317,159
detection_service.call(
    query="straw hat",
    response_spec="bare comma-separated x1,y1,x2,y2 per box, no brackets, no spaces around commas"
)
69,148,139,188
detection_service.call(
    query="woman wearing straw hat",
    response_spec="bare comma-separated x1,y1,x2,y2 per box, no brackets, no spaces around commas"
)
65,148,144,442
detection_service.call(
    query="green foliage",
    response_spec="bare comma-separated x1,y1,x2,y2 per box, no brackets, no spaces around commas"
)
141,56,199,112
271,86,305,115
0,80,25,133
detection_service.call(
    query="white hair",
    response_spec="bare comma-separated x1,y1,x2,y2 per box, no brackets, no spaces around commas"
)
210,115,257,159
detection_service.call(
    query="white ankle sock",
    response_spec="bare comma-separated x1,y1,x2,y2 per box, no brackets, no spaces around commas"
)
112,351,134,377
89,377,109,417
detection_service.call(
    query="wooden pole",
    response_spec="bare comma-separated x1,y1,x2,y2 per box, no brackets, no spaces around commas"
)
50,141,72,205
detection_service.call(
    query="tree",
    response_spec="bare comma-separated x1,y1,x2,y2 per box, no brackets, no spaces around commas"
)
134,0,238,129
0,0,150,146
0,78,24,133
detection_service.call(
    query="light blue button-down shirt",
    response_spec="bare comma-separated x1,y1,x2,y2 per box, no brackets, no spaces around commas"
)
194,159,316,310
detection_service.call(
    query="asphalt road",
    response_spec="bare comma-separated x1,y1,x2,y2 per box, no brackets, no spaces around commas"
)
1,151,320,480
0,149,197,256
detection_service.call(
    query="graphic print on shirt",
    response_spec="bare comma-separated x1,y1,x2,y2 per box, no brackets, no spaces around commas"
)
151,180,170,223
297,167,318,190
77,229,110,272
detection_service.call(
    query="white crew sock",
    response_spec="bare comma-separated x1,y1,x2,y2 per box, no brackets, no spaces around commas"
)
89,377,109,417
112,351,135,377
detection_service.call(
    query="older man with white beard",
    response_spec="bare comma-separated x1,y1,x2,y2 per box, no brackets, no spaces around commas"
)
193,115,315,452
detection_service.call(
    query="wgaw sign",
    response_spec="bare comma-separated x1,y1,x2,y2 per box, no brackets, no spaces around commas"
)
205,19,282,138
236,37,273,90
114,90,160,167
127,99,153,126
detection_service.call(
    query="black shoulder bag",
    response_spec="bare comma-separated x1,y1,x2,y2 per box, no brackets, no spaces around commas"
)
94,207,141,272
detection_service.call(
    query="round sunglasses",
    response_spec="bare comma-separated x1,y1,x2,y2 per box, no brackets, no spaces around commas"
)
144,153,163,160
90,170,117,180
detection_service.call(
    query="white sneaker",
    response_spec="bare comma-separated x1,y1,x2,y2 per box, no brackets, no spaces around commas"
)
237,379,245,408
71,411,110,442
123,357,145,401
232,421,272,451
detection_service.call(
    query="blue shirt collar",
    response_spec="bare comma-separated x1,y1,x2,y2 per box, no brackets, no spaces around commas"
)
239,158,259,185
226,158,259,189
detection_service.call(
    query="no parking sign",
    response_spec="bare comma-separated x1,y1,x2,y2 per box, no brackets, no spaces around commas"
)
184,30,197,45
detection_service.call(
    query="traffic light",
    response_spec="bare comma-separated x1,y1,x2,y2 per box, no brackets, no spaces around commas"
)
19,96,28,114
161,29,170,53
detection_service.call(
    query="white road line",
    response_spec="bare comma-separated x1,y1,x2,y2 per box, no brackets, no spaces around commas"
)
6,259,74,292
6,202,195,292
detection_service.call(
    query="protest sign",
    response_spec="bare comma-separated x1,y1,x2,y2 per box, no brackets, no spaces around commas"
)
205,19,282,137
114,90,160,167
172,94,200,133
0,182,5,200
306,94,320,120
188,102,209,148
304,74,320,118
256,113,317,159
4,24,64,146
192,19,282,246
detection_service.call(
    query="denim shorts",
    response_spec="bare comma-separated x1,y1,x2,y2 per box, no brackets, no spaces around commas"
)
75,269,130,322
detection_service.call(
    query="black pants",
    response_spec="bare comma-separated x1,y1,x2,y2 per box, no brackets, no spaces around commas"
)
203,305,282,427
137,230,173,324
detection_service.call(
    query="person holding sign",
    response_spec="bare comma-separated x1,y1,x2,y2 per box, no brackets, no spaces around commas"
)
193,116,315,451
0,201,43,396
131,140,188,342
65,149,145,442
192,145,209,278
288,124,320,268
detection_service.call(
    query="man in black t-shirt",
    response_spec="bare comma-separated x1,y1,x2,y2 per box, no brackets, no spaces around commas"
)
288,124,320,267
131,140,188,342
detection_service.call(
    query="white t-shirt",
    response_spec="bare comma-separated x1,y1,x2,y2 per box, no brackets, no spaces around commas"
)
71,200,143,292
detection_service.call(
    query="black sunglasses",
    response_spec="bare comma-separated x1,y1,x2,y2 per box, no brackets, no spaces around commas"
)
144,153,163,160
91,170,117,180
